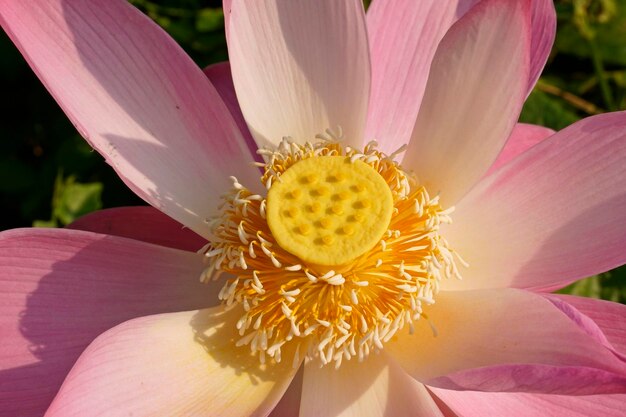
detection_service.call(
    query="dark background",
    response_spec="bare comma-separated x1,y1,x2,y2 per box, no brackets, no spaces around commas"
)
1,0,625,301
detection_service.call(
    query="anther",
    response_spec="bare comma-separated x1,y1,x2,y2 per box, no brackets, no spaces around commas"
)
326,273,345,285
285,264,302,271
304,269,318,282
320,270,336,280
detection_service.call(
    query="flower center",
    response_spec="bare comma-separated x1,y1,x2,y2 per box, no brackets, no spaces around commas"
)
202,139,463,368
266,156,393,266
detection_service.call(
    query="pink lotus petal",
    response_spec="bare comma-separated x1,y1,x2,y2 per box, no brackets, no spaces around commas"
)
443,112,626,292
223,0,233,36
387,289,626,394
203,62,260,162
542,295,626,360
546,294,626,355
431,388,626,417
269,367,303,417
46,307,299,416
300,353,445,417
68,206,207,252
0,228,216,416
365,0,473,154
486,123,555,176
527,0,557,94
0,0,260,239
401,0,530,206
227,0,370,149
429,364,626,395
365,0,554,154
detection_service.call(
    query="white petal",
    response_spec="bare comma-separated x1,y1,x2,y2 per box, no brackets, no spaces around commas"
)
227,0,371,148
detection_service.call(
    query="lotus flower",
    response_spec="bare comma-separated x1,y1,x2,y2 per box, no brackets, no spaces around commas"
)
1,0,625,415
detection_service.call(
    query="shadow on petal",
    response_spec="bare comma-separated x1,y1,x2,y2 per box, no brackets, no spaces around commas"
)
0,228,217,415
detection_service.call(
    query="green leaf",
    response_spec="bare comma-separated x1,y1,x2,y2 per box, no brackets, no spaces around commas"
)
556,0,626,66
53,177,103,225
32,219,58,228
34,173,104,227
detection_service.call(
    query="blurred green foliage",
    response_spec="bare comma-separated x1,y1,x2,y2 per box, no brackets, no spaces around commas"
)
0,0,624,302
131,0,227,67
33,173,103,228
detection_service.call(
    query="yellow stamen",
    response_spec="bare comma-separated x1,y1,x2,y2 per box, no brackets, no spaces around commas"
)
202,138,463,368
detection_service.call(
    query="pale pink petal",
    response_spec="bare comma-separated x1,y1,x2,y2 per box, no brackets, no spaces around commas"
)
300,353,445,417
269,367,303,417
0,0,260,239
0,228,217,416
203,62,259,161
443,112,626,292
387,289,626,394
486,123,555,175
431,389,626,417
527,0,557,93
546,295,626,355
401,0,530,206
227,0,370,149
365,0,554,153
46,307,299,416
223,0,232,36
68,206,207,252
365,0,473,153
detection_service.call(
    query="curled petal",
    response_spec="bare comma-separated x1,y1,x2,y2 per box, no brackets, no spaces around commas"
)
387,289,626,394
545,294,626,355
430,388,626,417
430,364,626,395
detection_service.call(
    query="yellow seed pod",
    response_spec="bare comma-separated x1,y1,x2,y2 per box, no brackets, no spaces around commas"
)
266,156,393,266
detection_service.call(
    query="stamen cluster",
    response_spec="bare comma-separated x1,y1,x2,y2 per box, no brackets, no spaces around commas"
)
201,137,463,368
